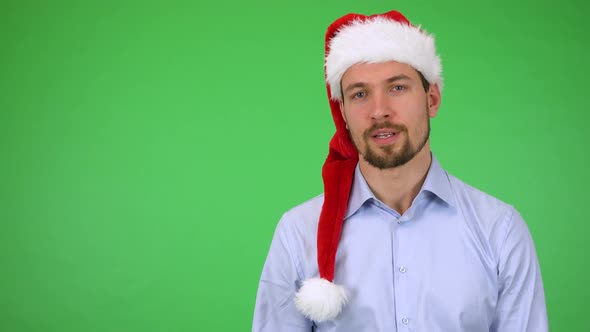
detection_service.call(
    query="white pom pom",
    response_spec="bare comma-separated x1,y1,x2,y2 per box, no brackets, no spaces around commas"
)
294,277,349,322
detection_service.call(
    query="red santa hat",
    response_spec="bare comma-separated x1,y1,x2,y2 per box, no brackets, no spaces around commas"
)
294,10,443,322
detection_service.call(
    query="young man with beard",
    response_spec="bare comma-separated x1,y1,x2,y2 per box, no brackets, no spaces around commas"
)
253,10,548,332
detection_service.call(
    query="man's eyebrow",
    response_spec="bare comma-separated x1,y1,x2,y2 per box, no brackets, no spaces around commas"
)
385,74,412,83
343,82,367,94
343,74,412,94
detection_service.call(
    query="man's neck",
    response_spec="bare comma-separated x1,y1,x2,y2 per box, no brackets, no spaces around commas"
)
359,146,432,215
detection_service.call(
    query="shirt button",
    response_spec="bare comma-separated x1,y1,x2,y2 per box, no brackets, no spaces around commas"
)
402,318,409,325
397,219,403,224
399,266,407,273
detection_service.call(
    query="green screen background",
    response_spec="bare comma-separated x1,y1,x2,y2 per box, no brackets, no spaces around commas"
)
1,0,587,331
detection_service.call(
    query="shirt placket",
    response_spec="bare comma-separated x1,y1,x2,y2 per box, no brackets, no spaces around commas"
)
393,214,415,331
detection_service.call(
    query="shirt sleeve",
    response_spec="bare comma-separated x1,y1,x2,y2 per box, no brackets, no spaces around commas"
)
252,215,313,332
491,208,549,332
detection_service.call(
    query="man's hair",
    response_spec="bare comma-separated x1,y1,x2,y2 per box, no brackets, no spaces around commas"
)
417,70,430,92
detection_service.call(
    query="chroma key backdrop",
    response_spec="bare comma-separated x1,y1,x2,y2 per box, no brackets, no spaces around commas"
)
1,0,588,331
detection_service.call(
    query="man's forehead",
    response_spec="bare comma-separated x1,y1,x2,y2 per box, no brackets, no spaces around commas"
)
341,61,419,85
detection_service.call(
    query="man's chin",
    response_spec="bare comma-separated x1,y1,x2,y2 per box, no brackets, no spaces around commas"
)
362,155,399,170
362,148,418,169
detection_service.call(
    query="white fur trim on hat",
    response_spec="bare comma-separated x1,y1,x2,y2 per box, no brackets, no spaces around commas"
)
326,16,443,101
294,277,349,322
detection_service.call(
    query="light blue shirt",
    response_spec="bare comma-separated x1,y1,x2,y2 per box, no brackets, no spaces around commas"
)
253,156,548,331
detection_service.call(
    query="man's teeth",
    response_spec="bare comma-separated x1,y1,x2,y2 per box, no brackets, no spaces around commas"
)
375,133,394,138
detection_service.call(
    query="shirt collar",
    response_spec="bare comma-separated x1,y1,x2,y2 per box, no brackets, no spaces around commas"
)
344,154,456,219
421,154,456,208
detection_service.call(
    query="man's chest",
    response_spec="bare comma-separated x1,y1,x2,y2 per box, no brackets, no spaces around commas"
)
320,211,498,331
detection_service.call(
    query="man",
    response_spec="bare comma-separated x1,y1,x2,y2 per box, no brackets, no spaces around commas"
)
253,10,548,332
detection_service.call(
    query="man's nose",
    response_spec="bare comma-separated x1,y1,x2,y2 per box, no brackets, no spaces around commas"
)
370,92,392,121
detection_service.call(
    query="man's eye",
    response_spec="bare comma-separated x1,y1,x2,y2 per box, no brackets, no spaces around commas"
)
391,85,405,92
352,91,366,99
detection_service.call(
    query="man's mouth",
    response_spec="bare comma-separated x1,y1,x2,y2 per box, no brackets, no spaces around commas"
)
366,127,401,146
372,129,398,139
374,132,396,139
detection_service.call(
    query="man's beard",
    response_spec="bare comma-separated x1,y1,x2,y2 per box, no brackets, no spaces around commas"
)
350,115,430,170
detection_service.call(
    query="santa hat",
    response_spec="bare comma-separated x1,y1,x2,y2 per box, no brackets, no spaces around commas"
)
294,10,443,322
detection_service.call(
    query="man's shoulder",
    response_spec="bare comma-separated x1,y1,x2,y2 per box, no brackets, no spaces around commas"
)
446,172,517,225
282,193,325,221
443,172,529,257
273,194,324,240
448,172,512,206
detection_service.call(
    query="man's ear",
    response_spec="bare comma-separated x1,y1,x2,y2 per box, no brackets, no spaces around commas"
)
427,83,442,118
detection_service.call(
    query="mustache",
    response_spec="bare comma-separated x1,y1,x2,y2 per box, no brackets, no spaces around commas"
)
363,122,407,139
